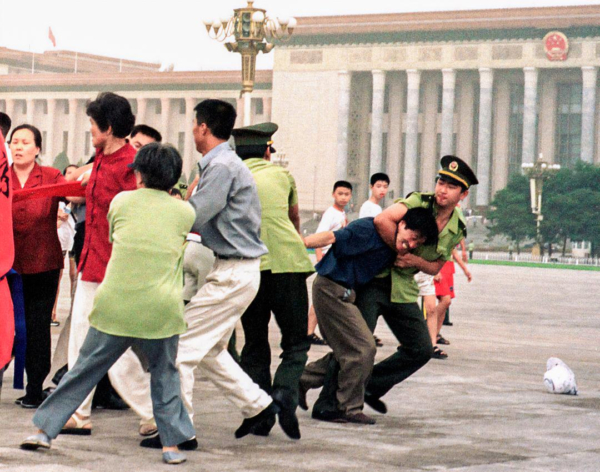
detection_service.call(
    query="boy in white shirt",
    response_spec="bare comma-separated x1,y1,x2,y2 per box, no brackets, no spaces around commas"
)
308,181,352,345
359,173,390,218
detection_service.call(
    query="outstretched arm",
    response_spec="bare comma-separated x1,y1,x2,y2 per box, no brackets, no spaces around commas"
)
304,231,336,250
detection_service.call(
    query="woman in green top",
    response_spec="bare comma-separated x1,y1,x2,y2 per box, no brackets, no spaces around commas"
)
20,143,196,465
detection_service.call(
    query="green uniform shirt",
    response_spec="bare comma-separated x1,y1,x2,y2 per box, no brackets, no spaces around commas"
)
388,192,467,303
89,188,196,339
244,158,314,274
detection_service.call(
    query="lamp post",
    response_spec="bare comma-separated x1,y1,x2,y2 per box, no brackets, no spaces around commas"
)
522,154,560,257
204,1,296,126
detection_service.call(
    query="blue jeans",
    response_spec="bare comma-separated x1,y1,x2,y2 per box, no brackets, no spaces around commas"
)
33,327,195,447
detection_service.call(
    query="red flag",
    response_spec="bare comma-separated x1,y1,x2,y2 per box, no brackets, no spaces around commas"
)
0,132,14,370
12,181,86,203
48,27,56,48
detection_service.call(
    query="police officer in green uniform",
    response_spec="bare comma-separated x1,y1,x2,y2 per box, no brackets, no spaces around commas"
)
306,156,478,417
232,123,314,439
359,155,478,413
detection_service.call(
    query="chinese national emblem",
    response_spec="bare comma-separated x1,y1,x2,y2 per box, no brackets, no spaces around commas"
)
449,161,459,172
543,31,569,61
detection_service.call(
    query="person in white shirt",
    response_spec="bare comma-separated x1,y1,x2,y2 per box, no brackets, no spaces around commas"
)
308,181,352,345
359,173,390,218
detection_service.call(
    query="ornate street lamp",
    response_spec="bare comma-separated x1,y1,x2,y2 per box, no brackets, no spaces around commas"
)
522,154,560,257
204,1,296,125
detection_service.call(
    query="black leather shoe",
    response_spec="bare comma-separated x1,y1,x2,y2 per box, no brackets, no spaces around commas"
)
235,402,279,439
364,393,387,414
139,435,198,451
298,383,309,411
272,389,301,440
311,409,347,423
93,393,129,410
251,413,276,437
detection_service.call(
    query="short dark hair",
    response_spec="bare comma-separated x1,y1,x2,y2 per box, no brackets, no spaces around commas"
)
131,124,162,143
194,99,237,141
333,180,353,192
0,112,11,139
9,124,42,150
403,207,439,247
437,175,468,193
129,143,182,191
63,164,79,175
86,92,135,139
169,188,183,198
370,172,390,186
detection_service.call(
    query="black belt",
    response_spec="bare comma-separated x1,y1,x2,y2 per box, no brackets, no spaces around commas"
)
214,253,255,261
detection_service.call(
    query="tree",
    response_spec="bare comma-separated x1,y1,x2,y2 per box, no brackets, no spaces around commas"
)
487,174,535,253
52,152,70,173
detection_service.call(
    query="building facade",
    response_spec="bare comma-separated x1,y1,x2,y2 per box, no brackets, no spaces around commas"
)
1,6,599,211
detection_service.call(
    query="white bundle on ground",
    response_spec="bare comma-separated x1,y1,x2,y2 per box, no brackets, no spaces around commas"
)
543,357,578,395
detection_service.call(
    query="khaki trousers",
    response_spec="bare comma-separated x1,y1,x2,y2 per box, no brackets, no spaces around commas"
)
306,275,376,415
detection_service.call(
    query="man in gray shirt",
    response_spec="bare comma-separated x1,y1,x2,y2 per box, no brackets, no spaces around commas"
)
141,100,295,451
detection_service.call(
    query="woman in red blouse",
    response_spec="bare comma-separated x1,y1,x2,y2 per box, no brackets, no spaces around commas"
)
11,124,66,408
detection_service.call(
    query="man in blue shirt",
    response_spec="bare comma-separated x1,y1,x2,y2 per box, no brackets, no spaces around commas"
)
302,208,438,424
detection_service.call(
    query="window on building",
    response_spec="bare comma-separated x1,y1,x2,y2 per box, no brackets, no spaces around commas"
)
508,83,524,176
384,83,390,114
64,100,70,115
41,131,47,155
21,100,27,114
382,132,388,171
254,98,264,115
178,132,185,155
155,100,162,114
42,101,48,115
84,131,91,156
179,99,186,115
63,131,68,154
129,99,138,116
555,83,582,167
437,84,443,113
471,83,480,175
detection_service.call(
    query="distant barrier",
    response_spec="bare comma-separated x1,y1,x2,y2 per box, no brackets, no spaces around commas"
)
472,252,600,267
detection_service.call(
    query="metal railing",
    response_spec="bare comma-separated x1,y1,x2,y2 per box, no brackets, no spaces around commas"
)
472,252,600,266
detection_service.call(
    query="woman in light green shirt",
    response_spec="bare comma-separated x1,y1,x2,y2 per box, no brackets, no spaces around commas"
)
21,143,196,465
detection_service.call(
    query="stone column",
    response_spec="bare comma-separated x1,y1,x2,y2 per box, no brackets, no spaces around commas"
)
386,73,403,200
184,97,197,180
336,71,351,180
581,66,598,163
369,70,386,177
26,98,34,124
440,68,456,156
136,98,147,124
522,67,538,165
5,99,15,125
475,68,494,206
243,92,252,126
160,98,171,142
403,69,421,194
44,99,56,166
67,99,78,162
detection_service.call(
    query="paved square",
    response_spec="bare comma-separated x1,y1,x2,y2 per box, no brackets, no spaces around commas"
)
2,264,599,471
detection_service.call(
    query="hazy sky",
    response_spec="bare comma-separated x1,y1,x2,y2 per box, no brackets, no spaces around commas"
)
1,0,599,71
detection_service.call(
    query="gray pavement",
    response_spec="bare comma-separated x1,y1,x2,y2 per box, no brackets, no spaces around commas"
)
2,264,600,471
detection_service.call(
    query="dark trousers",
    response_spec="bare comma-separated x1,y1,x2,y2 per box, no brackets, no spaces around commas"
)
240,271,310,407
22,269,61,400
356,275,433,399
